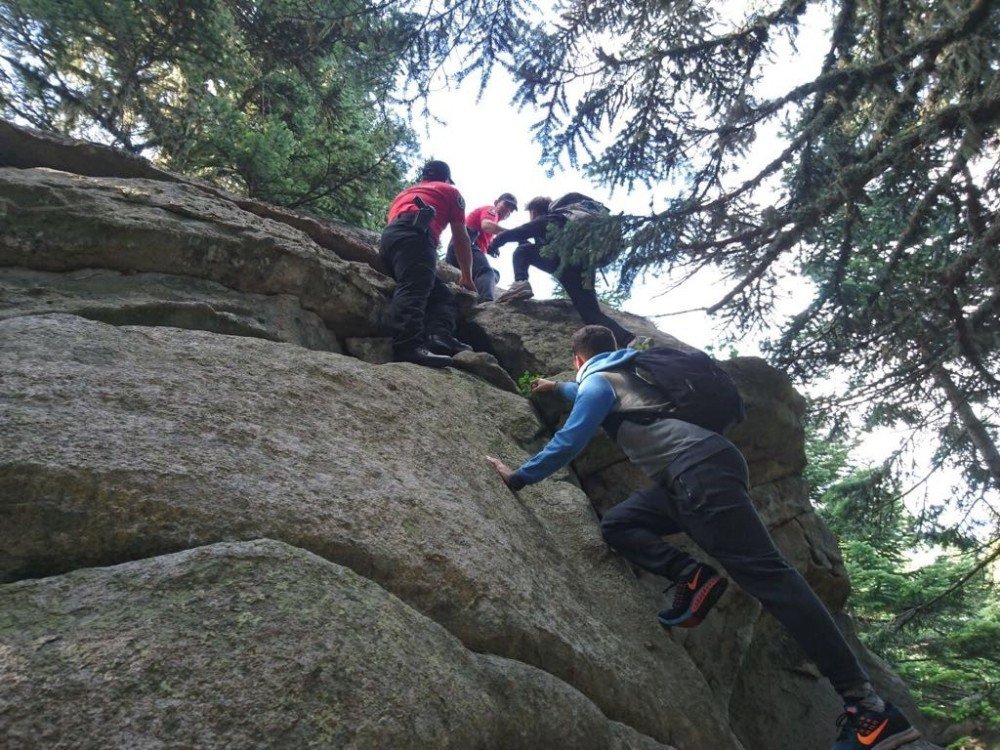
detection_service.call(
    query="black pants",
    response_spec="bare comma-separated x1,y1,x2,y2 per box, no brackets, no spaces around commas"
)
512,243,633,347
599,447,869,694
446,244,498,302
379,220,457,351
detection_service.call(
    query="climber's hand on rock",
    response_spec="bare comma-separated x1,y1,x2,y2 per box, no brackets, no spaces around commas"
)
485,455,515,487
529,378,557,394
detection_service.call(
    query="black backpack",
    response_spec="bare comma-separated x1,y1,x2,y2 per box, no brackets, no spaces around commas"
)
547,192,610,222
607,346,746,435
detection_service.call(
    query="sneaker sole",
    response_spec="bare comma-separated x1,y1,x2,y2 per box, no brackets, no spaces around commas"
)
496,289,534,303
657,577,728,629
873,728,921,750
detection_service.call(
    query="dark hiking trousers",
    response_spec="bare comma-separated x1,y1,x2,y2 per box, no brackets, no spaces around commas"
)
599,446,869,694
446,244,498,302
379,218,457,351
511,242,634,347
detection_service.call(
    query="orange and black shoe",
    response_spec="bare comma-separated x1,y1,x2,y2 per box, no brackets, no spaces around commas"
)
832,702,920,750
657,563,728,629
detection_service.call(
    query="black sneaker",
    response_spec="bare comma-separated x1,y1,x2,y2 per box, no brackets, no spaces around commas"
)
831,702,920,750
426,333,473,356
393,346,453,368
657,563,728,629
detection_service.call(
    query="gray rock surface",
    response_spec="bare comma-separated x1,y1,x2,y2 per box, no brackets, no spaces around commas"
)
0,119,384,270
461,297,672,378
0,539,673,750
451,349,520,393
0,267,341,351
0,314,740,750
0,123,942,750
0,168,391,337
344,336,394,363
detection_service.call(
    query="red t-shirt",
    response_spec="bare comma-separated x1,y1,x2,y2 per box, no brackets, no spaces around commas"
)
386,182,466,244
466,205,503,254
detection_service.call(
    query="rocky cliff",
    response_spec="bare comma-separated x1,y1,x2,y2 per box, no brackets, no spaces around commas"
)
0,122,937,749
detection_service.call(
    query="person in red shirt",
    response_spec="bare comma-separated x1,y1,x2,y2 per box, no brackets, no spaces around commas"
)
446,193,518,302
380,160,476,368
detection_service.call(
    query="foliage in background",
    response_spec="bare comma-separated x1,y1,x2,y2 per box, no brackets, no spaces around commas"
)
0,0,417,227
807,425,1000,735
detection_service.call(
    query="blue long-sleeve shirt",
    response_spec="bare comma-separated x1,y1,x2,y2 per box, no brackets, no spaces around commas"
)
510,349,639,488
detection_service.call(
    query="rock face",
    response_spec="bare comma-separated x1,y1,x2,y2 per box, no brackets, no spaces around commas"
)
0,267,341,351
0,167,392,337
0,313,736,749
0,122,936,749
0,540,670,750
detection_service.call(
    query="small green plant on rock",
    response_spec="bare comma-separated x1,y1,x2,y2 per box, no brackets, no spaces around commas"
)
517,370,543,398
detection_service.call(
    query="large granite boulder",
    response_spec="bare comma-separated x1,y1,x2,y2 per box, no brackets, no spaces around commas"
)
0,119,383,270
460,297,675,379
0,314,739,750
0,539,671,750
0,267,341,351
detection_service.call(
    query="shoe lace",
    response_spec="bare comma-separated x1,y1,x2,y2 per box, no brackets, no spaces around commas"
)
835,707,858,740
855,713,886,734
662,581,693,611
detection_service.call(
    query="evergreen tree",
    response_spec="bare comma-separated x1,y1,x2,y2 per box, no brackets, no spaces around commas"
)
0,0,417,227
808,426,1000,736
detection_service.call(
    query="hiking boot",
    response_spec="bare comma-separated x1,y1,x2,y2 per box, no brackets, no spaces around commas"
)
657,563,728,629
393,346,453,369
496,280,534,303
426,333,473,356
831,702,920,750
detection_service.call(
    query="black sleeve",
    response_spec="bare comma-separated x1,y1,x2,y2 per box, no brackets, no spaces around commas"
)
491,217,552,248
506,472,527,491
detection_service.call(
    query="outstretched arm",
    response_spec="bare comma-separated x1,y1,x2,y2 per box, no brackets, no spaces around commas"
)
488,217,552,253
488,375,616,491
480,218,505,235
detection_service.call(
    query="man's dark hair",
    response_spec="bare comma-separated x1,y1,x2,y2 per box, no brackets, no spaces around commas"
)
421,159,453,184
526,196,551,214
572,325,618,358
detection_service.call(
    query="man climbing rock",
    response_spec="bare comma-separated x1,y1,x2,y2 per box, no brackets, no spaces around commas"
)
379,160,476,368
488,194,634,347
486,325,921,750
446,192,518,302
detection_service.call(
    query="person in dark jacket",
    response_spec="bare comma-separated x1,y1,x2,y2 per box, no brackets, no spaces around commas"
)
488,195,634,347
379,160,476,368
485,325,920,750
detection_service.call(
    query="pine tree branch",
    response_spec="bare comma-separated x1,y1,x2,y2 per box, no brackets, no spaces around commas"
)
887,538,1000,634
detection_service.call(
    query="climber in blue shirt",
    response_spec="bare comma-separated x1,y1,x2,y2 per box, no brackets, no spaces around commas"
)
486,325,920,750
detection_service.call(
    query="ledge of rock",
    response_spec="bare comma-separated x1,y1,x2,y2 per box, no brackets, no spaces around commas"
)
0,167,390,337
0,313,739,749
0,267,341,351
0,119,382,270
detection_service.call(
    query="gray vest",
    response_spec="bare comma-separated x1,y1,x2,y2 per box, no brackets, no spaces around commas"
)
594,369,731,483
